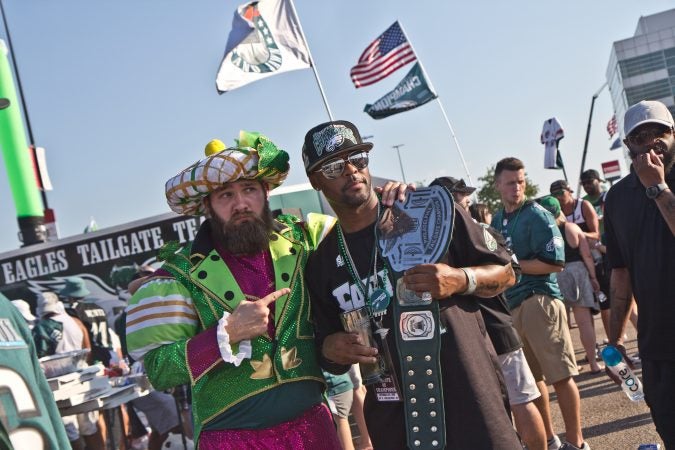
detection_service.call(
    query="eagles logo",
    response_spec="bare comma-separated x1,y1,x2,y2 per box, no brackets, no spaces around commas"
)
230,3,282,74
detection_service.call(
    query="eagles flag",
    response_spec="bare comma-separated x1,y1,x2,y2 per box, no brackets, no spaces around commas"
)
216,0,311,93
364,63,437,119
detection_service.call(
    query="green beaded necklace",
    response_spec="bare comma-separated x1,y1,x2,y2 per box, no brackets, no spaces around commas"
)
336,203,390,317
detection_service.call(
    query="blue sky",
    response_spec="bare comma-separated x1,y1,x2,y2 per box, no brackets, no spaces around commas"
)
0,0,673,253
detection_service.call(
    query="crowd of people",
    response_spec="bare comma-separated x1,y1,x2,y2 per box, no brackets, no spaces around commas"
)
0,99,673,449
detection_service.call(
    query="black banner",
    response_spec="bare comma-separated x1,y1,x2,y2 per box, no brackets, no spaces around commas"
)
0,213,202,306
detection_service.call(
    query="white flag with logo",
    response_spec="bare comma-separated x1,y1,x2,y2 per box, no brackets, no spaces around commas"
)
216,0,311,93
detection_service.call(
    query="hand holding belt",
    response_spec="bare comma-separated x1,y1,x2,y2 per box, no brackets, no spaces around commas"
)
377,186,455,449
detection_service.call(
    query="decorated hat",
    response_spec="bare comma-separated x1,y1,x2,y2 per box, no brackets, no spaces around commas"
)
302,120,373,174
166,131,289,216
11,299,36,322
536,195,562,218
59,277,91,299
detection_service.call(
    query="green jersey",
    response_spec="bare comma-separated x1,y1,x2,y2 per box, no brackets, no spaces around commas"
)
492,201,565,309
582,191,606,235
0,299,71,450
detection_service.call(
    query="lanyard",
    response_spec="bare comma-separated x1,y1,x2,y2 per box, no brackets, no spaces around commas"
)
336,203,390,317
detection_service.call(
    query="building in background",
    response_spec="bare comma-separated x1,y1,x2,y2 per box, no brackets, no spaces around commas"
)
607,8,675,149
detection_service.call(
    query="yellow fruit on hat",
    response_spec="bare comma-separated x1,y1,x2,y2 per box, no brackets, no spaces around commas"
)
205,139,226,156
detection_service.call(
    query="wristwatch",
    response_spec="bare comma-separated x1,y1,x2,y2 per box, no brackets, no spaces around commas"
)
645,183,668,199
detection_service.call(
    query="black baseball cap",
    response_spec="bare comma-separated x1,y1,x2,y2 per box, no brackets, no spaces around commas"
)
550,179,572,196
431,176,476,194
580,169,604,183
302,120,373,174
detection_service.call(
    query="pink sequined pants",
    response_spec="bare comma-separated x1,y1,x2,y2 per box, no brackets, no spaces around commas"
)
199,403,341,450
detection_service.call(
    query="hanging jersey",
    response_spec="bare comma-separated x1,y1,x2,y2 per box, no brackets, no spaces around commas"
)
0,301,71,450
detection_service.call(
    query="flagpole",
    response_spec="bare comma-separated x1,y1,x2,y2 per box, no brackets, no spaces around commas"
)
287,0,333,121
397,21,474,187
576,81,607,197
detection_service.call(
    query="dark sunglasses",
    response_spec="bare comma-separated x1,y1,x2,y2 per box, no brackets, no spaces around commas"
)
626,124,673,146
316,151,369,179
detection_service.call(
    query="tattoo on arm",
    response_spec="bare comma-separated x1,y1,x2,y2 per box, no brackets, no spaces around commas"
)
474,264,515,297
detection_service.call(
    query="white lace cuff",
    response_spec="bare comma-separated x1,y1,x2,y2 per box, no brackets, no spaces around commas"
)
216,311,252,367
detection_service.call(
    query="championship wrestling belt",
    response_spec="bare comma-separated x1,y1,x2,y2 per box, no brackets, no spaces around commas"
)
376,186,454,449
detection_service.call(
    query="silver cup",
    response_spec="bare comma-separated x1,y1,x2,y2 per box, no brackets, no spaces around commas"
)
340,307,385,385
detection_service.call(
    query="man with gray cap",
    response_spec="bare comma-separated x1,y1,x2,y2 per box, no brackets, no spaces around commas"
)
604,100,675,446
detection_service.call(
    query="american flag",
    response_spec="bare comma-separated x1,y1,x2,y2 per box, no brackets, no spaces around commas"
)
350,21,417,88
606,115,618,138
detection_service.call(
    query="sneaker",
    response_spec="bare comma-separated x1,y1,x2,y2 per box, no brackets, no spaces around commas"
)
547,435,562,450
559,442,591,450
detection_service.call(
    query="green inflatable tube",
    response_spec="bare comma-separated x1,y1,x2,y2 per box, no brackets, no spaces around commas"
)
0,39,43,217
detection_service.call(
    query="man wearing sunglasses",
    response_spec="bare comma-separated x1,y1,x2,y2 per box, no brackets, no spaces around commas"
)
549,179,600,242
303,120,522,449
604,100,675,447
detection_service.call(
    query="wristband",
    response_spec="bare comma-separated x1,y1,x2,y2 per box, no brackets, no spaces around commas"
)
217,311,252,366
460,267,477,295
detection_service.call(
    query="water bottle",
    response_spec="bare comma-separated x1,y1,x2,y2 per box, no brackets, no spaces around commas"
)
596,291,608,304
601,345,645,401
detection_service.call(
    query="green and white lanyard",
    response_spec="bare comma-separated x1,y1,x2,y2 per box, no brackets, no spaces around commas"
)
336,215,391,318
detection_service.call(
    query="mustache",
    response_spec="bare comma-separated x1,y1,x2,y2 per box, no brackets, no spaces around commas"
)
629,143,666,159
342,176,367,192
230,211,260,222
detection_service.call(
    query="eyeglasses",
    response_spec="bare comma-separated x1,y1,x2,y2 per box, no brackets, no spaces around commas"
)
626,124,673,146
316,151,369,179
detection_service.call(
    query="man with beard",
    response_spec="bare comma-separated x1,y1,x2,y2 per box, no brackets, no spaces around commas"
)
303,120,523,449
605,100,675,447
125,132,343,449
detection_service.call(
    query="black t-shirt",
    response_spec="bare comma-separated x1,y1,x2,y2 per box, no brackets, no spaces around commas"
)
475,223,522,355
66,300,113,365
604,169,675,360
306,204,522,449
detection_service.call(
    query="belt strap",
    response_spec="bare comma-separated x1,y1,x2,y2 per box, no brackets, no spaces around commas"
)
393,297,445,449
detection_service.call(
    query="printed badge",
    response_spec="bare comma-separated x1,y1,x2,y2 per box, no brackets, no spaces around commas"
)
374,375,402,402
399,311,435,341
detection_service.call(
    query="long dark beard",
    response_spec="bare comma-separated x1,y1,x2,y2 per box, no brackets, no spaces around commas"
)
209,203,274,255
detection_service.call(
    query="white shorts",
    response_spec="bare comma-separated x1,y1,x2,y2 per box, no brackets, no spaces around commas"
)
62,411,99,441
348,364,362,389
498,348,541,406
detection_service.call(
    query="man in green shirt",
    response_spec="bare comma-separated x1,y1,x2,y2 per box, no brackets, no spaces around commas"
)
580,169,607,234
492,157,589,450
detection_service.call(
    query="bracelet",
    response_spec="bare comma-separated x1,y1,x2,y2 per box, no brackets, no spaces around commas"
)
459,267,477,295
217,311,252,367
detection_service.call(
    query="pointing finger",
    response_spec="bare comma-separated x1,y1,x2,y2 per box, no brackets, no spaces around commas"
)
260,288,290,306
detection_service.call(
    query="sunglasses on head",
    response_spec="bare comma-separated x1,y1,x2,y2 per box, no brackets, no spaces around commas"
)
626,124,673,146
316,151,369,179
